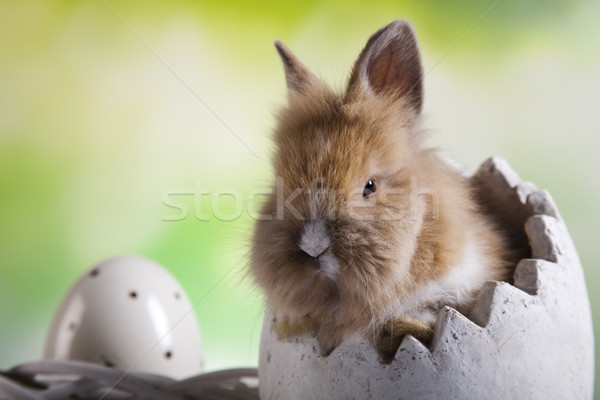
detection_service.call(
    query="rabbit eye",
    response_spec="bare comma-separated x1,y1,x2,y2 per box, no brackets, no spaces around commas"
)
363,180,377,198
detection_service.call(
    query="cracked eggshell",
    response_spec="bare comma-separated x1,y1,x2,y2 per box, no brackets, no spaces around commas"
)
44,256,203,380
258,157,594,400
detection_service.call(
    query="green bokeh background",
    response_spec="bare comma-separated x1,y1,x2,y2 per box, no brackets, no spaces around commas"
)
1,0,598,394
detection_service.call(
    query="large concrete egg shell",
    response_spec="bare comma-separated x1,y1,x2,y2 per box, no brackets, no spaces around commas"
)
259,157,594,400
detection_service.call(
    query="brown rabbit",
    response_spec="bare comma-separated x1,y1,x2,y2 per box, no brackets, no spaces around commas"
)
251,20,516,361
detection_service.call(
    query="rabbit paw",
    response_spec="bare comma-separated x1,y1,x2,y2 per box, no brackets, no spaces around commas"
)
376,316,433,363
272,315,317,341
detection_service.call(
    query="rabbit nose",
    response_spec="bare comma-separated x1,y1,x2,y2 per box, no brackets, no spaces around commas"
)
302,244,329,259
299,220,330,258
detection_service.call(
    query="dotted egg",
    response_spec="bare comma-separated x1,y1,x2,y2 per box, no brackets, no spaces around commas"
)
44,256,203,379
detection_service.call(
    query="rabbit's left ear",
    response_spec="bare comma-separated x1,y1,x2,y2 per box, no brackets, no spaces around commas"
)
275,40,323,96
346,20,424,113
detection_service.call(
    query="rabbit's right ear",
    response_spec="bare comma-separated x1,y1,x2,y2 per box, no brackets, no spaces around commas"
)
275,41,322,96
346,20,424,113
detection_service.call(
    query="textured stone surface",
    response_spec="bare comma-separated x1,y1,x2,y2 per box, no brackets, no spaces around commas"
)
259,157,594,400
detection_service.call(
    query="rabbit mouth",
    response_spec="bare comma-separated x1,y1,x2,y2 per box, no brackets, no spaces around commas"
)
306,251,338,280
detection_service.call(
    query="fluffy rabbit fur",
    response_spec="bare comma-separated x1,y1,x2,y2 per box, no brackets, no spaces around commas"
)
251,20,516,360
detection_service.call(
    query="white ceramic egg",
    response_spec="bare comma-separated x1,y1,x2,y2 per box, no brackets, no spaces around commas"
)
44,256,203,379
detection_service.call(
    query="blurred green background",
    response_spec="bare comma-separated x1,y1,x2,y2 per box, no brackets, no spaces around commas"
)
1,0,598,394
